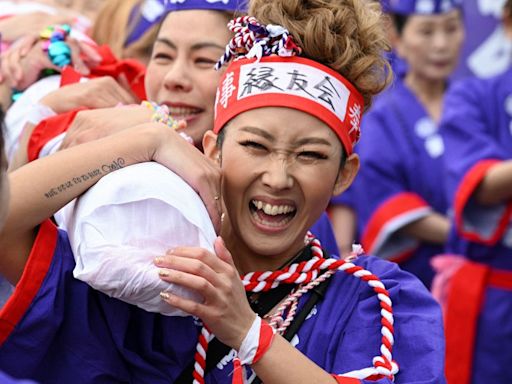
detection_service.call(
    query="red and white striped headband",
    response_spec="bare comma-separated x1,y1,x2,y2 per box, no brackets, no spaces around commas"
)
213,55,364,155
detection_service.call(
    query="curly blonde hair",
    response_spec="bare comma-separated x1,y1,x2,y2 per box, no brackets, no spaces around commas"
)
248,0,392,111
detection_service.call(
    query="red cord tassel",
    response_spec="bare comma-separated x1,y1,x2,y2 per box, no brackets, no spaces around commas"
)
232,357,244,384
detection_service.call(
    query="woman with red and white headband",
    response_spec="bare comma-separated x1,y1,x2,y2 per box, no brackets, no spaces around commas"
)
0,1,445,383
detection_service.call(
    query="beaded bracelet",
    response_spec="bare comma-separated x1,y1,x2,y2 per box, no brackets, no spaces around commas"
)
141,101,179,130
141,101,194,143
40,24,72,67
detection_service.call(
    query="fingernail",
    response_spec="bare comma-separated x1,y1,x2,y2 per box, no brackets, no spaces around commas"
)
158,269,169,277
160,291,170,300
154,257,163,265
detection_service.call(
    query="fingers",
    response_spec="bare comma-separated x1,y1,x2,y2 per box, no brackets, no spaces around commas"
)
196,170,222,234
99,77,137,106
1,37,53,90
155,251,232,319
175,120,188,130
214,237,236,268
159,290,207,319
67,38,90,76
79,42,102,67
151,130,222,231
116,73,139,104
18,34,39,57
156,246,229,274
2,47,22,88
155,250,218,285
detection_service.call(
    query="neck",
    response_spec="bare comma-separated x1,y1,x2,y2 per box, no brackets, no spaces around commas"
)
220,222,307,274
405,72,447,123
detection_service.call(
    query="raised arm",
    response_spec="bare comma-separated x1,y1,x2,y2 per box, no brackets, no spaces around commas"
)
0,123,221,284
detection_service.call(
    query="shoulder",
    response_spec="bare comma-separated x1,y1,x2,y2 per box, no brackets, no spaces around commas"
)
446,70,512,106
328,254,441,318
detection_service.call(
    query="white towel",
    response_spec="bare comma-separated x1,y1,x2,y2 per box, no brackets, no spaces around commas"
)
69,162,217,316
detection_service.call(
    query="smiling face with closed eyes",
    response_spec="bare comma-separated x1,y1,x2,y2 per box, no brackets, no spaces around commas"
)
203,107,359,273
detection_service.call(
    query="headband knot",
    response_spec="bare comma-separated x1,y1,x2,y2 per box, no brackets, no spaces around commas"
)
215,16,302,70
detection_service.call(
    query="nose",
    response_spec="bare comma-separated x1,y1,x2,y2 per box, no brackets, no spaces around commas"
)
432,30,449,50
163,58,193,92
261,155,294,191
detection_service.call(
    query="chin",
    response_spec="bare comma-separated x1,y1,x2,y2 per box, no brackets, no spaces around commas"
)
187,122,211,145
247,231,304,258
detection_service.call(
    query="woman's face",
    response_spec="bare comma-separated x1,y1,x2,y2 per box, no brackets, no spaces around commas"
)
205,107,357,267
397,9,464,82
145,10,232,146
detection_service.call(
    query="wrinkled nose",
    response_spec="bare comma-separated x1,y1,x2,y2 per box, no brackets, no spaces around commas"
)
261,156,294,191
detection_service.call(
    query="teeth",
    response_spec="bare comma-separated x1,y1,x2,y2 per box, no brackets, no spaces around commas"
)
168,107,201,117
252,200,295,215
251,210,293,227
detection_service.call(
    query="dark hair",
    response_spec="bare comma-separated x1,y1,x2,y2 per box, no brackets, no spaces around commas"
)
392,13,409,35
391,7,464,36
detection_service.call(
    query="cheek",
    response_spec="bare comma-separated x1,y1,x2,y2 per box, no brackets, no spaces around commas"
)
451,32,464,53
144,65,164,100
221,155,251,198
200,73,223,106
302,173,333,203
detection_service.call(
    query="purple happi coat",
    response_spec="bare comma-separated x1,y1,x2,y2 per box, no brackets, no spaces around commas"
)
0,220,445,383
440,67,512,384
354,79,448,288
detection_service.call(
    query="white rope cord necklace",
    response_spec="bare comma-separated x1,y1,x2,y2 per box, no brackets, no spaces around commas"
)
192,233,399,383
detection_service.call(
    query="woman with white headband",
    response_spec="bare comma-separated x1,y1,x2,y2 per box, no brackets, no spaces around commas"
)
0,1,445,383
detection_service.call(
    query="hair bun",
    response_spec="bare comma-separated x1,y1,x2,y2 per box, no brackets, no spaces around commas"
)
248,0,392,110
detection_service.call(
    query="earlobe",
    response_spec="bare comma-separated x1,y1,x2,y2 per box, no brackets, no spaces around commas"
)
202,130,221,163
333,154,360,196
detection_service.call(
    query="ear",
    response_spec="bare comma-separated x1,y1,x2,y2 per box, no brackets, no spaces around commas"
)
333,153,360,196
202,130,221,164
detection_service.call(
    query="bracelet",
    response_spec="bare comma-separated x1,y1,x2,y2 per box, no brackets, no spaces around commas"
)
40,24,72,67
141,101,194,144
232,315,275,383
141,101,179,130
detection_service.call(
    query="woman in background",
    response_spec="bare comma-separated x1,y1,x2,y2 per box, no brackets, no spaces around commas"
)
353,0,464,288
439,1,512,382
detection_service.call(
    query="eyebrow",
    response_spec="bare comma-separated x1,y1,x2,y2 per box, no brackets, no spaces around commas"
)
155,38,225,52
239,126,333,147
295,137,332,147
240,126,275,141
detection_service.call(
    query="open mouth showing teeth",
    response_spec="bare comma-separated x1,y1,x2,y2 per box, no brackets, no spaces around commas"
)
168,106,202,119
250,199,296,228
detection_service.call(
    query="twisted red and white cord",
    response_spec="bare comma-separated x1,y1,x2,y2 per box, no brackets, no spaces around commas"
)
191,234,399,383
232,315,275,384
